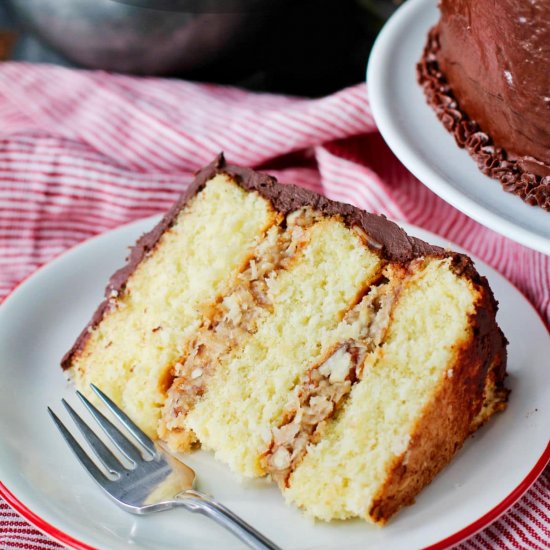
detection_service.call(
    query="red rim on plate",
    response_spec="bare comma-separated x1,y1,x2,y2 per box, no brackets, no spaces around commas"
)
426,443,550,549
1,444,549,550
0,481,96,550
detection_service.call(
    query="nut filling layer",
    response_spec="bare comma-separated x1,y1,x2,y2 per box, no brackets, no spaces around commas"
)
263,271,404,486
160,208,321,447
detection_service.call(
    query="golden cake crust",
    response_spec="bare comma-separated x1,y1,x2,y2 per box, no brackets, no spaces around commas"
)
368,276,508,524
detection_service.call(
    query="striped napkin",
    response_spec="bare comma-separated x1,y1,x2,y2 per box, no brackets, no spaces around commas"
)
0,62,548,550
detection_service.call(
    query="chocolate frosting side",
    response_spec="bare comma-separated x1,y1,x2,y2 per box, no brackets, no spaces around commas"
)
61,154,488,370
418,28,550,211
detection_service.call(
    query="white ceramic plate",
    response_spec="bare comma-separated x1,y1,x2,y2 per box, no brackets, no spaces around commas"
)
0,216,548,550
367,0,550,256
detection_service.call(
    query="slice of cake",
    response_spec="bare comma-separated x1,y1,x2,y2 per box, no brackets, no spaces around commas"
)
417,0,550,211
62,155,508,524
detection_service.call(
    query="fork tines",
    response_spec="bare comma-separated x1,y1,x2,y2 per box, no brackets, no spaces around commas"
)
48,384,157,482
50,386,282,550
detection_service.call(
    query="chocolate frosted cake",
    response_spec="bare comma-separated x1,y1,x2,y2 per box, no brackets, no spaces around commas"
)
62,155,508,524
418,0,550,210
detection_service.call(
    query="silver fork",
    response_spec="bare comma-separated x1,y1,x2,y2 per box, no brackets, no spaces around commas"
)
48,384,281,550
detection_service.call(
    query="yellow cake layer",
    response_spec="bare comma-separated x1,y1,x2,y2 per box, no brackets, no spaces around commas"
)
185,219,384,477
262,266,406,486
159,209,320,451
283,257,476,522
68,175,277,436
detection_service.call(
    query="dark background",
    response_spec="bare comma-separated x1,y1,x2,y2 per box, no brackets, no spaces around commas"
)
0,0,401,96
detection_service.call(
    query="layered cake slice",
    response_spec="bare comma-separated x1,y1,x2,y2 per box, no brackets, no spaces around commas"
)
62,155,508,524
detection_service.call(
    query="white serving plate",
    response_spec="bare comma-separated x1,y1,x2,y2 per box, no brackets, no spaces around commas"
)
0,216,548,549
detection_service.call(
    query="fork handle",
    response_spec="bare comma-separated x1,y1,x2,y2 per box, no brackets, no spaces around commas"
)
175,489,282,550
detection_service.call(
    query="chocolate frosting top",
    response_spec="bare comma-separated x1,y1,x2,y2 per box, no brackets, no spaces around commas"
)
61,154,480,369
203,155,443,262
436,0,550,177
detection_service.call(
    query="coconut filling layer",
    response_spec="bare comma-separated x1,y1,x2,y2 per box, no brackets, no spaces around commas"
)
262,268,405,486
67,175,277,437
159,208,322,450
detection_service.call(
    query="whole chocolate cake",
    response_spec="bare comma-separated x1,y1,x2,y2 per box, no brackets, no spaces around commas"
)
418,0,550,211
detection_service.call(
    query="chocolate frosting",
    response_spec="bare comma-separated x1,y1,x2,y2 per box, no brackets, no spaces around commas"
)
200,156,443,262
61,154,497,369
418,6,550,210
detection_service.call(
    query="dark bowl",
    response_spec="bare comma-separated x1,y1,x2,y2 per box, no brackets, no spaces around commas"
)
8,0,285,75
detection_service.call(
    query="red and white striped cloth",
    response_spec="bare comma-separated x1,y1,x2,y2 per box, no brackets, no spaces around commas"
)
0,62,548,549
